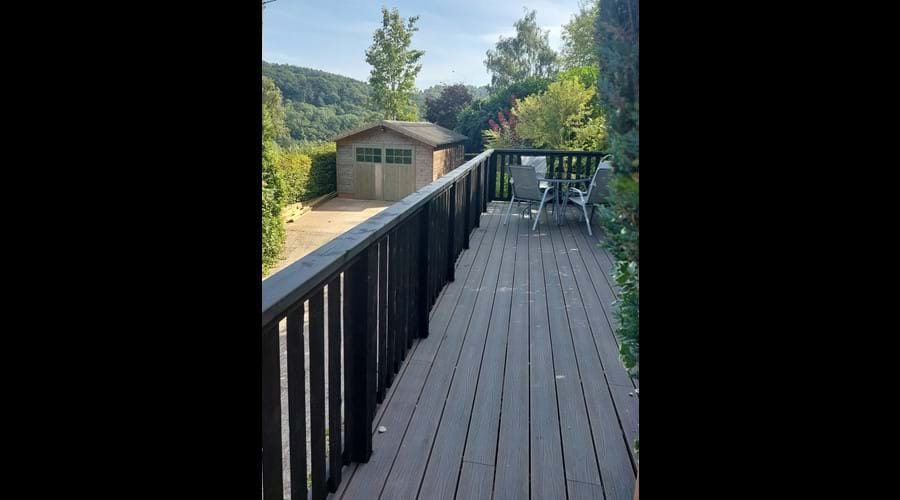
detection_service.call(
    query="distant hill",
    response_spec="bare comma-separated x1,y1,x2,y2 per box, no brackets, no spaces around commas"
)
263,61,490,143
263,61,380,142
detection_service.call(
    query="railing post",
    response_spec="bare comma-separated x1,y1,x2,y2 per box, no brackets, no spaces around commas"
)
261,321,284,500
344,248,376,463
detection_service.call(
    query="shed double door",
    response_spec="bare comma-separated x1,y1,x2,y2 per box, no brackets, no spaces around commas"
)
352,146,415,201
382,159,415,201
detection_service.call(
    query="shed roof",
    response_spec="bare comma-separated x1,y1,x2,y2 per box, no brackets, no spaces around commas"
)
330,120,468,148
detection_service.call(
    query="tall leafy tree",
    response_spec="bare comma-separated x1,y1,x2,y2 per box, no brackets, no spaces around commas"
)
484,10,559,88
513,76,602,150
425,84,473,129
365,7,424,121
596,0,639,384
262,76,288,143
561,0,600,69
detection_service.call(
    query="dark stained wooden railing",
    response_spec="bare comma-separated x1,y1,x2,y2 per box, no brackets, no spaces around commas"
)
261,149,493,500
261,148,606,499
487,149,609,202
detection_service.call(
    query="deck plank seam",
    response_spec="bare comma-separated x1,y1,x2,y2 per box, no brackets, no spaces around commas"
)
559,222,639,473
547,222,610,494
411,209,508,500
489,211,528,500
535,224,569,500
448,209,514,500
378,209,500,499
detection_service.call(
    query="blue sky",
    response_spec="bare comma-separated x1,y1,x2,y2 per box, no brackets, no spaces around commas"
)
263,0,582,89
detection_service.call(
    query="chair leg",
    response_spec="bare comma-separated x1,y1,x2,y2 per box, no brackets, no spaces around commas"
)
533,191,551,231
504,196,516,224
582,204,593,236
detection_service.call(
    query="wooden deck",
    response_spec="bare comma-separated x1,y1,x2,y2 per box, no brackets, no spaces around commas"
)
334,202,638,500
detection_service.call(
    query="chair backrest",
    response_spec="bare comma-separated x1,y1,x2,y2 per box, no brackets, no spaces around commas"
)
522,156,548,178
586,159,614,204
508,166,544,201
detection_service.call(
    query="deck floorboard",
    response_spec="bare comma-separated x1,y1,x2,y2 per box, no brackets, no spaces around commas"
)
334,203,637,500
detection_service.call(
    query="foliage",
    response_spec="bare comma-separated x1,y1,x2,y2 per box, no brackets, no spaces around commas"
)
561,0,600,69
296,141,337,200
262,91,285,275
262,76,288,143
276,148,312,205
513,77,599,150
455,78,549,152
484,10,559,88
595,0,639,380
276,141,337,205
425,84,473,129
365,7,425,120
414,84,489,113
262,177,285,276
263,62,381,143
483,100,528,149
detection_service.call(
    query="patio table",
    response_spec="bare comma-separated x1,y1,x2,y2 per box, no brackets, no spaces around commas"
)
535,175,592,225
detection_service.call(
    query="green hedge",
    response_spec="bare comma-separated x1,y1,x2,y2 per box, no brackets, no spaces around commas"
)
277,141,336,204
262,139,285,275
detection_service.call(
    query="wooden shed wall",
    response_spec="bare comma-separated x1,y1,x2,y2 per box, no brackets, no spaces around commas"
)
336,128,434,196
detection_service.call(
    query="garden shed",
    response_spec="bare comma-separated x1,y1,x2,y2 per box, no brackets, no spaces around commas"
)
331,120,467,201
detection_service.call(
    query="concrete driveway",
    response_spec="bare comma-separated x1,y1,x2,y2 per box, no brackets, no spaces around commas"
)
266,197,393,278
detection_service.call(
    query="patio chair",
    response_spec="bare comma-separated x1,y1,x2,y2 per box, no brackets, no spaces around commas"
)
522,156,550,189
504,165,555,230
567,158,613,236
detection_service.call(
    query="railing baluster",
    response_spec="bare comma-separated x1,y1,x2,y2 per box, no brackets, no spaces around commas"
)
285,306,306,500
377,238,388,403
418,207,429,338
463,173,471,250
489,153,497,201
309,291,326,500
389,228,400,377
261,321,284,500
365,245,377,430
344,254,373,463
327,277,342,492
447,183,456,282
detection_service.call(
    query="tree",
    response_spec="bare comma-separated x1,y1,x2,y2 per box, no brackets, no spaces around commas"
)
262,76,287,143
595,0,639,384
513,77,599,150
425,84,473,129
365,7,424,120
455,78,549,152
561,0,600,69
484,10,559,88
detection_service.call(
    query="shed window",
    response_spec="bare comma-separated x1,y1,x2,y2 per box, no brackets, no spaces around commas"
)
385,148,413,165
355,147,381,163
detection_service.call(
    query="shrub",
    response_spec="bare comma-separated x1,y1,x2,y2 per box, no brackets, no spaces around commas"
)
262,135,285,276
455,78,549,152
596,0,639,381
297,141,337,200
262,180,285,275
277,148,312,204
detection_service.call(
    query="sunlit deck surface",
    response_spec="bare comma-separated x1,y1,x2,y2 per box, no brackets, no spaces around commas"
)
333,202,639,500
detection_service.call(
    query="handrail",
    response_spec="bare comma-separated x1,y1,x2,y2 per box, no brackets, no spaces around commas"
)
260,146,610,499
262,149,493,329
